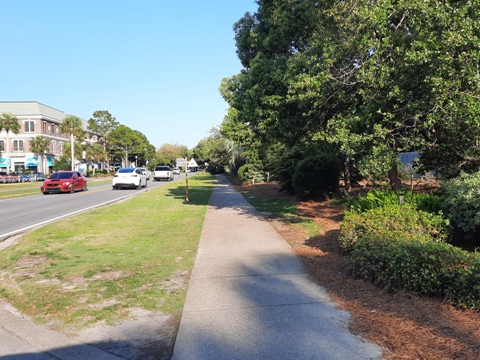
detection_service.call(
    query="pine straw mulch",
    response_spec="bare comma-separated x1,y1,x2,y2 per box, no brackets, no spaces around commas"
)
234,181,480,360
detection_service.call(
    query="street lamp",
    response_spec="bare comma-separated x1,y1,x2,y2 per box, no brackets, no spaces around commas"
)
135,155,137,167
43,150,47,174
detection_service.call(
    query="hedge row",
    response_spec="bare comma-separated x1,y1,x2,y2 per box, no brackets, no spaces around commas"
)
339,192,480,310
338,204,450,253
350,237,480,310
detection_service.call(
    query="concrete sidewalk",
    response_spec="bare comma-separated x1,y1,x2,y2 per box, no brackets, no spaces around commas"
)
0,298,122,360
172,175,383,360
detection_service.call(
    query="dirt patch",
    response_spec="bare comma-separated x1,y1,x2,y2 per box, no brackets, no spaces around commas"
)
234,181,480,360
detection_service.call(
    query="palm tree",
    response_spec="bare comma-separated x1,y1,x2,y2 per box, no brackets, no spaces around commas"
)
60,115,83,171
85,144,106,175
29,135,51,173
0,112,21,174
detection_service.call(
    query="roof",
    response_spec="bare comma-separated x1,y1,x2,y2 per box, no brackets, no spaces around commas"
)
0,101,87,127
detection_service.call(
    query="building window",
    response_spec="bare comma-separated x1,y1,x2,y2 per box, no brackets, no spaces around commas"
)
52,141,56,153
51,124,55,134
13,140,24,152
25,121,35,133
59,142,63,153
0,140,4,151
42,122,47,133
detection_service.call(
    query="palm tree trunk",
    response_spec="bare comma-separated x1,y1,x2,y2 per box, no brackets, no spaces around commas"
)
5,132,10,174
70,134,75,171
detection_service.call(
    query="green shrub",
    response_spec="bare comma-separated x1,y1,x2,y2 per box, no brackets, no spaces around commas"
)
339,204,451,253
350,238,480,309
345,189,443,214
441,171,480,235
206,162,226,174
237,163,264,183
292,152,340,200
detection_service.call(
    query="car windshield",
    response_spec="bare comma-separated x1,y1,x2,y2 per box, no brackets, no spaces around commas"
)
50,172,73,179
156,167,170,170
118,168,135,173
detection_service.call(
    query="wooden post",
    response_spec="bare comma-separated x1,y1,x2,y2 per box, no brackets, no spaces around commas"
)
185,157,189,202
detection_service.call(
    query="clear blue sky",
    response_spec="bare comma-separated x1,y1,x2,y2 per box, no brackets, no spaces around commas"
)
1,0,258,149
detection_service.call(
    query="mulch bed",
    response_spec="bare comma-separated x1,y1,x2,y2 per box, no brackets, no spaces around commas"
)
234,181,480,360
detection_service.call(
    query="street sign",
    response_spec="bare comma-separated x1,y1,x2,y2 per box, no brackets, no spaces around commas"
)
176,158,186,167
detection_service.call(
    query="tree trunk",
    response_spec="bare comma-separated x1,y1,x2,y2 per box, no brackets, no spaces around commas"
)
342,153,352,192
5,132,10,174
388,163,403,190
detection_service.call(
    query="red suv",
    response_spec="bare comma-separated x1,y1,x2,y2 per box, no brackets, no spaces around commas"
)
40,171,88,195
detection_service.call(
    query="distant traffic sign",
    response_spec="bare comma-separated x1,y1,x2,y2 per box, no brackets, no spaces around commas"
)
176,158,186,167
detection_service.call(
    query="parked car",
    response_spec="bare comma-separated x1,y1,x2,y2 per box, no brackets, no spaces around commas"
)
40,171,88,195
0,172,20,183
0,172,9,183
112,167,147,190
18,173,33,182
153,166,174,181
172,168,180,175
34,173,46,181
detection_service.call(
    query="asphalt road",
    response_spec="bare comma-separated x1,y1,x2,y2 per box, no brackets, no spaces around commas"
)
0,174,189,242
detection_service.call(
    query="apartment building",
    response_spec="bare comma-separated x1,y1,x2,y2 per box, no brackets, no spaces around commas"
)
0,101,88,174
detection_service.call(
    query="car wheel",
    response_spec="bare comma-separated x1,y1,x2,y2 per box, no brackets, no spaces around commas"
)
70,185,75,194
112,186,117,190
136,183,142,190
43,192,49,195
144,181,147,188
83,183,87,191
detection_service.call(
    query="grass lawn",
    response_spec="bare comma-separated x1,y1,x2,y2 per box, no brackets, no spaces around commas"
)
0,174,214,331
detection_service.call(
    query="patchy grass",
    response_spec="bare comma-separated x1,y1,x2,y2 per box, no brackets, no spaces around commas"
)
0,175,214,331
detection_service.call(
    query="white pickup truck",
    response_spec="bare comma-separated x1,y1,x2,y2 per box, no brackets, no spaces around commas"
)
153,165,174,181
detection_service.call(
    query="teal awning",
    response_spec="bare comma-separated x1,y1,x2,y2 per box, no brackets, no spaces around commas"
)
25,157,39,166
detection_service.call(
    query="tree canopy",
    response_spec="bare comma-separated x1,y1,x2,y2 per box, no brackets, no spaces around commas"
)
220,0,480,191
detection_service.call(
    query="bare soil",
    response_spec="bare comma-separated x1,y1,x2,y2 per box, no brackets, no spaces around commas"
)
234,181,480,360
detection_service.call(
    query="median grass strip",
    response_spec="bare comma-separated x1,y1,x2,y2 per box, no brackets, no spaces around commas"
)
0,182,41,199
0,175,214,331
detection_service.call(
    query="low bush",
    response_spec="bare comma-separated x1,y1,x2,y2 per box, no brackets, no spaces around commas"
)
339,204,451,253
350,238,480,309
237,163,264,183
345,189,443,214
206,162,226,174
441,171,480,237
292,152,340,200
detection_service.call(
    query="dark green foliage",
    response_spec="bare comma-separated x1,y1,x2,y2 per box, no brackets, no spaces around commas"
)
350,238,480,309
206,163,225,175
292,152,340,200
271,145,310,195
339,204,451,253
